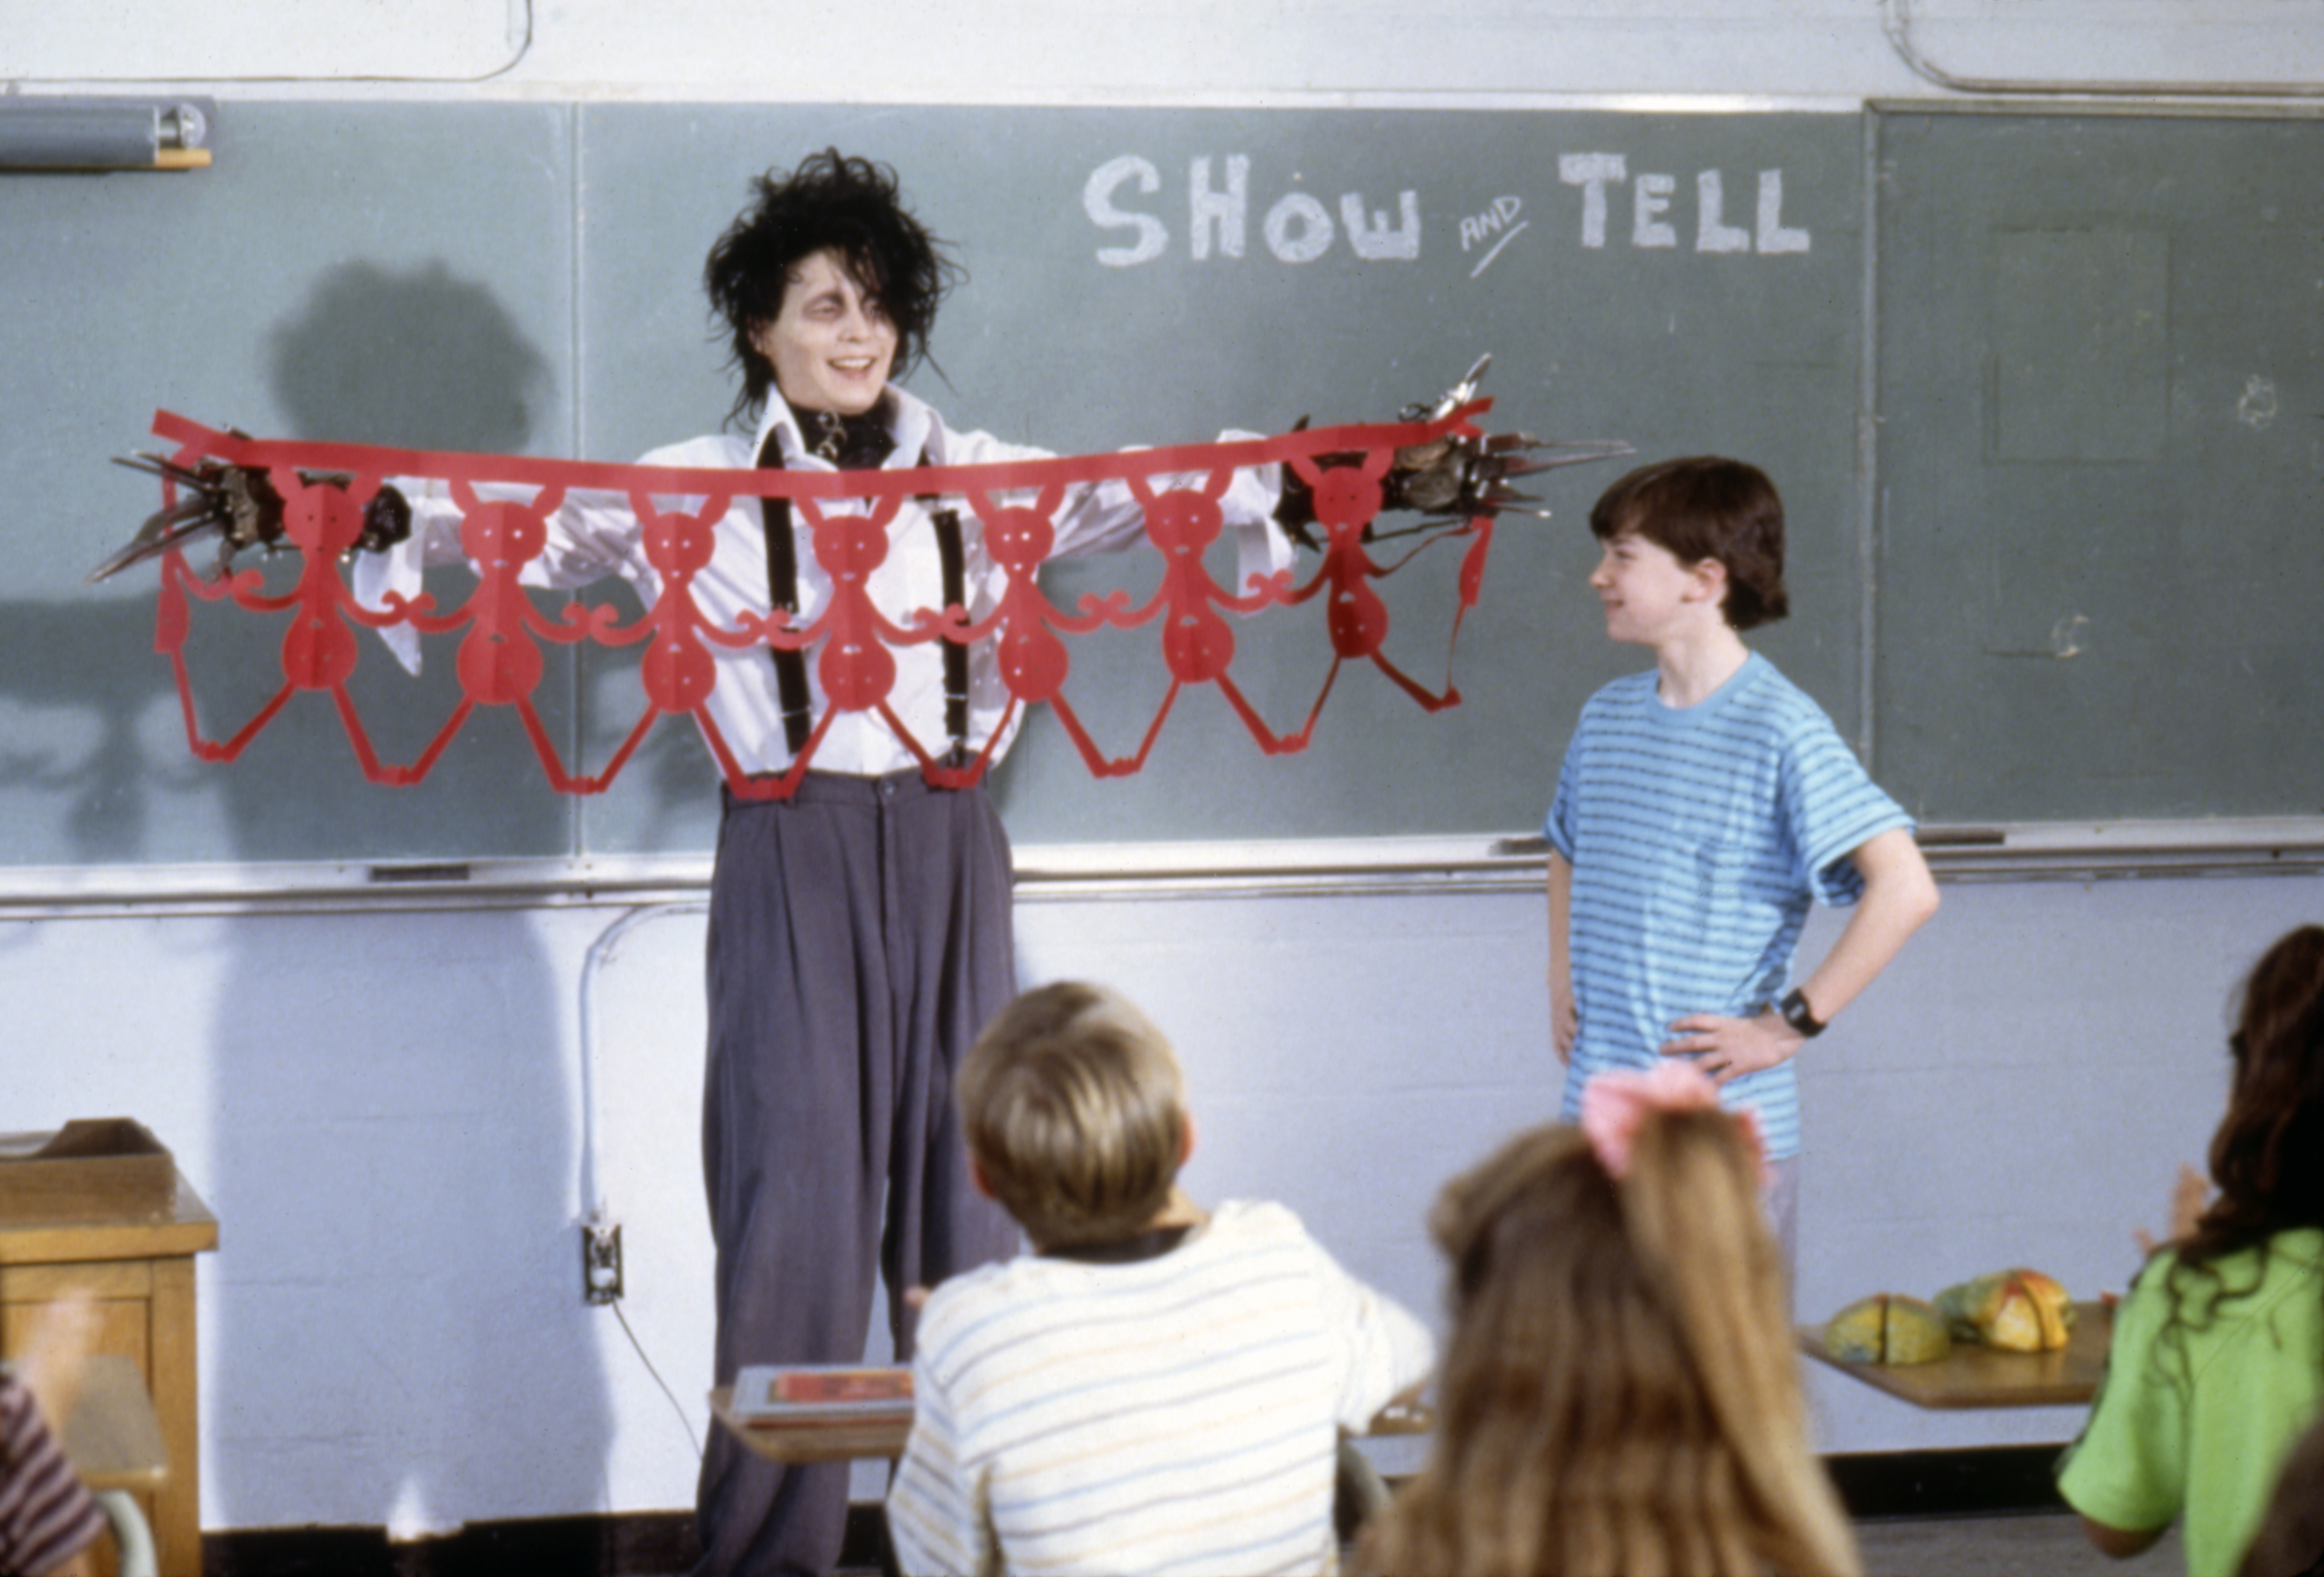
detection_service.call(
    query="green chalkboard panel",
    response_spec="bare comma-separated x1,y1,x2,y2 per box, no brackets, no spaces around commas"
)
1872,108,2324,823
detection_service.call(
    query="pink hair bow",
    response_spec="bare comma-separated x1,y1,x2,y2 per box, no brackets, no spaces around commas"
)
1579,1061,1771,1185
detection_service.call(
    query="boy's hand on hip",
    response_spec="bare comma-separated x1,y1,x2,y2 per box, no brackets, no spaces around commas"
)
1660,1010,1804,1085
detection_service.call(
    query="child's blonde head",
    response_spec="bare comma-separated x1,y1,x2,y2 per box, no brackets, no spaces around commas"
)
1368,1110,1858,1577
957,981,1188,1250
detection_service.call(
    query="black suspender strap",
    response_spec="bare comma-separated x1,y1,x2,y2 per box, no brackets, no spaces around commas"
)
758,424,973,763
754,428,816,756
925,480,971,754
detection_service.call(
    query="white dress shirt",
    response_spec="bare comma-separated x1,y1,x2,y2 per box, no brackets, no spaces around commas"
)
358,387,1290,777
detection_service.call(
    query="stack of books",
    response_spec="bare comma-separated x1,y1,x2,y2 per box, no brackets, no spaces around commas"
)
728,1365,913,1428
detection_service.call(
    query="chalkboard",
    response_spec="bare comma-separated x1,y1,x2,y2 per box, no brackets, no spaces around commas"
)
21,101,2318,872
4,103,582,868
3,101,1866,868
1871,108,2323,823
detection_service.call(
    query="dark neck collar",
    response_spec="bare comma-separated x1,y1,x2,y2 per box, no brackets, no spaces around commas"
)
1039,1223,1195,1266
785,397,895,470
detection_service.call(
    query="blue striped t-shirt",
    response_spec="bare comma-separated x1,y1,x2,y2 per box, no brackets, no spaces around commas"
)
1544,652,1910,1159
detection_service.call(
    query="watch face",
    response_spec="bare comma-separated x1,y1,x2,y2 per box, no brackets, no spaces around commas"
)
1782,991,1822,1036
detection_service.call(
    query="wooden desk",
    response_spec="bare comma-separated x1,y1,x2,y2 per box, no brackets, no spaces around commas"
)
64,1356,171,1577
1798,1300,2112,1409
709,1389,917,1465
710,1381,1433,1465
62,1353,172,1494
0,1129,217,1577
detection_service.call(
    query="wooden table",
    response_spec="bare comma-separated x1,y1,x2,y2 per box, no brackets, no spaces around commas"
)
61,1353,172,1494
64,1353,170,1577
711,1380,1433,1464
1798,1300,2112,1408
0,1126,218,1577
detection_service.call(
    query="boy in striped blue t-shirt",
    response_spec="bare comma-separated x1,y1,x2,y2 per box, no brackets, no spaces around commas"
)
1544,457,1939,1261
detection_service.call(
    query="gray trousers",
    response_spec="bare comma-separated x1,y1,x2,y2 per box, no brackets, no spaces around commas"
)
694,769,1021,1576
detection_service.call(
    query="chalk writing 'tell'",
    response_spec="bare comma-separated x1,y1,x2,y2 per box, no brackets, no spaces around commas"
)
1557,154,1810,254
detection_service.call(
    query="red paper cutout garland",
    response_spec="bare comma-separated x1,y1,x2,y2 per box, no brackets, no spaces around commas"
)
142,406,1496,798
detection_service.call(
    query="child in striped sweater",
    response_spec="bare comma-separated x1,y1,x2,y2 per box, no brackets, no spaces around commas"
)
1,1296,106,1577
885,981,1434,1577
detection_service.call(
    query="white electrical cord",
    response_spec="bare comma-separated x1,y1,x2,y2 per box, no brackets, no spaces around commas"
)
576,900,710,1460
576,900,707,1231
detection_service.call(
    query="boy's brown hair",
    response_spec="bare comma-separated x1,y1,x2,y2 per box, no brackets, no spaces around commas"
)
1589,456,1791,631
956,982,1188,1250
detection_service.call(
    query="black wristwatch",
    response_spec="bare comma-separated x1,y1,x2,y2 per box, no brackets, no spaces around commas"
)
1778,988,1825,1039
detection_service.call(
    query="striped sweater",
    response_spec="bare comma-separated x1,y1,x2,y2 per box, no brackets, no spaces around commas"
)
885,1200,1432,1577
0,1367,105,1577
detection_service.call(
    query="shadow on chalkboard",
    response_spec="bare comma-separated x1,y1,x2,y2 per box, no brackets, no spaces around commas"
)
8,263,581,868
220,269,611,1536
266,259,550,452
0,597,185,865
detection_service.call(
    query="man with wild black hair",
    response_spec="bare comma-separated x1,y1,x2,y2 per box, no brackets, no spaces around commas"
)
341,146,1291,1573
675,148,1295,1574
349,146,1517,1573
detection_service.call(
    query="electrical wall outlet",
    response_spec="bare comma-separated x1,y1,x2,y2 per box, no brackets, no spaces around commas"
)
583,1221,624,1305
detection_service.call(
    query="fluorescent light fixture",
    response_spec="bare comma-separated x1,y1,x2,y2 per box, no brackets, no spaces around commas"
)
0,97,215,171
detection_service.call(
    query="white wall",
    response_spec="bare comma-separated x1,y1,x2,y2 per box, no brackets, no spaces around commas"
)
7,868,2319,1532
6,0,2321,1539
16,0,2324,102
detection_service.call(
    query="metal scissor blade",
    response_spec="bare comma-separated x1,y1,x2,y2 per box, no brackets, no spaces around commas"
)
111,452,216,491
86,501,220,584
1523,441,1636,470
1431,353,1493,419
1400,354,1497,423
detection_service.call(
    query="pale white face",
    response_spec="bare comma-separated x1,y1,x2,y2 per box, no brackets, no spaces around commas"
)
750,247,898,417
1588,527,1725,646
